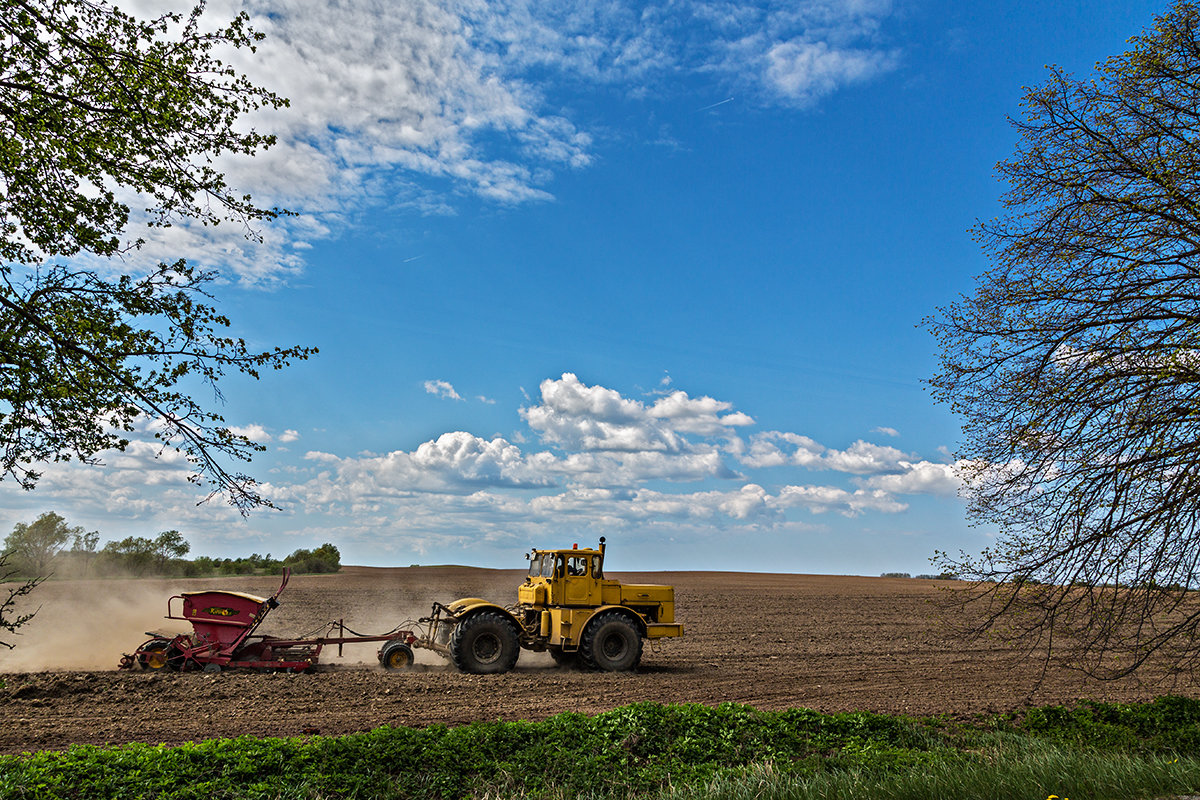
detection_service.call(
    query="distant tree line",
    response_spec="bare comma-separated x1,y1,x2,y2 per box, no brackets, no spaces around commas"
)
1,512,340,579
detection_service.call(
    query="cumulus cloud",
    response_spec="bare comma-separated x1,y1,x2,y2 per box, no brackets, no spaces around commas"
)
775,484,908,516
739,432,907,474
268,374,949,529
294,431,553,501
227,423,272,441
522,373,686,452
741,431,827,468
521,373,753,453
0,372,958,542
859,460,965,497
822,440,909,474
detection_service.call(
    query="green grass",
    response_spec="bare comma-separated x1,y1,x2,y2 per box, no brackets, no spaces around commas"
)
666,736,1200,800
2,698,1200,799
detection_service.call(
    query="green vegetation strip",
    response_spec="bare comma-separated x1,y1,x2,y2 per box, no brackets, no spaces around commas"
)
3,698,1200,799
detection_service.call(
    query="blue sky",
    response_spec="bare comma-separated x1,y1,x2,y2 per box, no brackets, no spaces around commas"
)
0,0,1170,573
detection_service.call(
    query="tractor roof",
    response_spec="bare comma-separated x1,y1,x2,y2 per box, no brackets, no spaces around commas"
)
536,546,600,556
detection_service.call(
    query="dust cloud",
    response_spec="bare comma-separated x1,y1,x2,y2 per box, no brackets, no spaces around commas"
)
316,601,561,670
0,568,568,673
0,579,191,672
296,603,445,668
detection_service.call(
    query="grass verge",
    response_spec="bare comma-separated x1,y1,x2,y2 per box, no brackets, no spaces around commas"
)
1,697,1200,799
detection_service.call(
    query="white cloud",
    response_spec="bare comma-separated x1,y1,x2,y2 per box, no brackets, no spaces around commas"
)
0,372,949,544
227,423,272,441
738,432,906,474
859,460,964,497
764,39,898,105
98,0,899,284
522,373,686,452
648,390,756,436
719,483,771,519
522,373,753,454
424,379,464,401
270,375,931,527
872,426,899,437
741,431,826,468
822,440,908,475
775,484,907,516
289,431,555,503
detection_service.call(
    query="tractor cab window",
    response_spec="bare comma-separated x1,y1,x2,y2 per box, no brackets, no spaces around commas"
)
566,555,589,577
591,555,603,579
528,553,555,578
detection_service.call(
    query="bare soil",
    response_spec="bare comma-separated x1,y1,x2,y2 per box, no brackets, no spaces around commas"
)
1,566,1195,754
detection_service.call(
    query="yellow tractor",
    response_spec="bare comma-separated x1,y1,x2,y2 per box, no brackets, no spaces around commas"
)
381,537,683,673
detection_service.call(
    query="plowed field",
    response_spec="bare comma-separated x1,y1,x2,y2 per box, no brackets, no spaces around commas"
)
2,567,1195,754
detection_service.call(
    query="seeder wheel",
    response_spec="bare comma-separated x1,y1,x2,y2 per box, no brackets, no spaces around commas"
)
138,639,181,671
379,641,415,670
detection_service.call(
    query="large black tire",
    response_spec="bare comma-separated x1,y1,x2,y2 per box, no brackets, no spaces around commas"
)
448,611,520,674
138,638,182,671
579,611,643,671
379,640,415,670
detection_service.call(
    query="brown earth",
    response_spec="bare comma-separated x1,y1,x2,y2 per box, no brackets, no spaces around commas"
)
1,566,1197,754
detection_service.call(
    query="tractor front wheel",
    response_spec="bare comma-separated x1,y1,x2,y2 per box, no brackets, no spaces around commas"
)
448,611,520,674
380,641,415,670
580,612,642,671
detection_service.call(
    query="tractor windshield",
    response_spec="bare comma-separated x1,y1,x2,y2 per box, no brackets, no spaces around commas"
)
528,553,555,578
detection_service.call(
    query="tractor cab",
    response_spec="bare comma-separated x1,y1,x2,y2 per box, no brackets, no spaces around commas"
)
521,540,606,607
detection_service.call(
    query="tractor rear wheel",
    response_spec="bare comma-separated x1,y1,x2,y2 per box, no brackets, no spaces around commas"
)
579,611,642,671
448,611,520,674
138,639,181,671
380,641,415,670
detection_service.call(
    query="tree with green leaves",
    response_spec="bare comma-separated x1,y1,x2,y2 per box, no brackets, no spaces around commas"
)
151,529,189,572
0,0,314,510
3,510,83,575
97,529,192,576
928,2,1200,678
284,542,341,574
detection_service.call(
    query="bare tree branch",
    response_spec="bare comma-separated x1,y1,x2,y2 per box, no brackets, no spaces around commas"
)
0,551,42,650
928,1,1200,679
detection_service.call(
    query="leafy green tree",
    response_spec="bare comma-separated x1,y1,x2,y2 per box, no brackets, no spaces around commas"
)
284,543,342,574
3,511,80,575
927,2,1200,678
97,530,192,576
152,530,190,572
100,535,156,576
0,0,314,509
